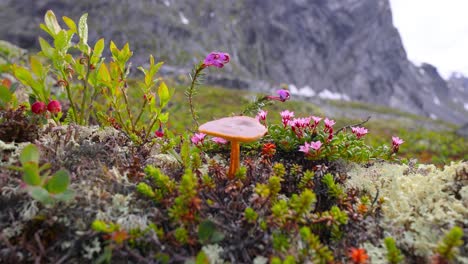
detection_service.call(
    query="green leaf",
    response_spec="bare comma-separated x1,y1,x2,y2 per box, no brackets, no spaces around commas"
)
54,30,69,52
158,82,170,108
98,63,111,83
30,57,44,79
78,13,88,45
198,220,225,244
44,10,61,36
30,187,54,204
38,37,54,58
195,251,209,264
0,85,12,104
23,162,41,186
12,65,34,87
45,170,70,194
54,189,75,202
92,38,105,64
39,24,53,36
159,112,169,123
62,16,77,33
20,144,39,164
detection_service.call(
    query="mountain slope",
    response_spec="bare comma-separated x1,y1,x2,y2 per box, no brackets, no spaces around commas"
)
0,0,466,123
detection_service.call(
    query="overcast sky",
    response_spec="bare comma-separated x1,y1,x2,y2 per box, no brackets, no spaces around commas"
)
389,0,468,78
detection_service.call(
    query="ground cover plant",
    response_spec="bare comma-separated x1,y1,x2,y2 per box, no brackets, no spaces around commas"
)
0,11,467,264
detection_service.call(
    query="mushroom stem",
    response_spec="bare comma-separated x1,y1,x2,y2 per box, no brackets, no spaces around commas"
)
228,140,240,179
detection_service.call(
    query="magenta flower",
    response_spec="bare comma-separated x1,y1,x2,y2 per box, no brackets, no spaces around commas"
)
310,141,322,150
155,124,164,138
212,137,228,144
277,89,290,102
351,126,368,139
47,100,62,114
203,52,230,68
391,136,404,153
256,110,268,122
31,101,47,114
191,133,206,145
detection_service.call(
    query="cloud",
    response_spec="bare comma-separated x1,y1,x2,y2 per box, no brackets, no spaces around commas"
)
390,0,468,78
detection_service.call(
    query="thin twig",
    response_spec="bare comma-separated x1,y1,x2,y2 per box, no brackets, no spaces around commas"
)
334,116,371,135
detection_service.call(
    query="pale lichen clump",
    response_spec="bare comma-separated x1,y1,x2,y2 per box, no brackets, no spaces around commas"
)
347,161,468,261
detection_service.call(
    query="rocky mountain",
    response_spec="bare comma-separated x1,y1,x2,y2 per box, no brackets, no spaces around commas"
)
0,0,467,123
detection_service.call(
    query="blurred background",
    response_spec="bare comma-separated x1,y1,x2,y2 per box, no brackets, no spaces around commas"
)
0,0,467,163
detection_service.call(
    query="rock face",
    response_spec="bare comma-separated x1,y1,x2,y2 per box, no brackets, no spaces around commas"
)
0,0,467,123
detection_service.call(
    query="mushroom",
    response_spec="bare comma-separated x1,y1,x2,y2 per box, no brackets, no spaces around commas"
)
199,116,267,179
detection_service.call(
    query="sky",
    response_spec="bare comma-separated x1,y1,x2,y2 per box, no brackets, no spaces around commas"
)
389,0,468,79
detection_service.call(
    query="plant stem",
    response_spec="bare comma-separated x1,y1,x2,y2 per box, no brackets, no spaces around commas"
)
144,115,159,142
187,65,204,128
120,82,134,132
64,83,78,122
79,53,93,125
133,99,147,128
228,141,240,179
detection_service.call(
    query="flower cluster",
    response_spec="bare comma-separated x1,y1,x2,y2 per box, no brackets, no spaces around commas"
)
256,110,268,125
203,52,230,68
191,133,206,146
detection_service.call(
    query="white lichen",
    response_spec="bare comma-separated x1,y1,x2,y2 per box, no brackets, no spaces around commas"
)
253,255,269,264
82,237,102,260
20,200,39,221
202,244,225,264
347,162,468,260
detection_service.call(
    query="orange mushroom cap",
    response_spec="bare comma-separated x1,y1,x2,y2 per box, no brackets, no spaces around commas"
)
198,116,267,142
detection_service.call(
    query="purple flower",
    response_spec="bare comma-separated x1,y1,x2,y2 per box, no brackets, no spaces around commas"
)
203,52,230,68
299,141,322,154
212,137,228,144
277,89,290,102
191,133,206,145
351,126,368,139
267,89,291,102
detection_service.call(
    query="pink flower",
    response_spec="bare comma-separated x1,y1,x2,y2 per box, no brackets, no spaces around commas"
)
47,100,62,114
351,127,368,139
212,137,228,144
310,116,322,125
256,110,268,122
31,101,47,114
203,52,230,68
324,118,335,132
154,124,164,138
299,142,311,153
299,141,322,154
191,133,206,145
310,141,322,150
391,136,404,153
280,110,294,127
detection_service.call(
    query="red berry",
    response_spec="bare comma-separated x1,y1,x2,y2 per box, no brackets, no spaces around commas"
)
47,100,62,114
31,101,47,114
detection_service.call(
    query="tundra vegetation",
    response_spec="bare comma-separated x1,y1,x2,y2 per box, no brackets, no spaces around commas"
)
0,11,466,264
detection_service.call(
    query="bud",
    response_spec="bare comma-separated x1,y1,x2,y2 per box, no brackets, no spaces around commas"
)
31,101,47,114
155,125,164,138
47,100,62,114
